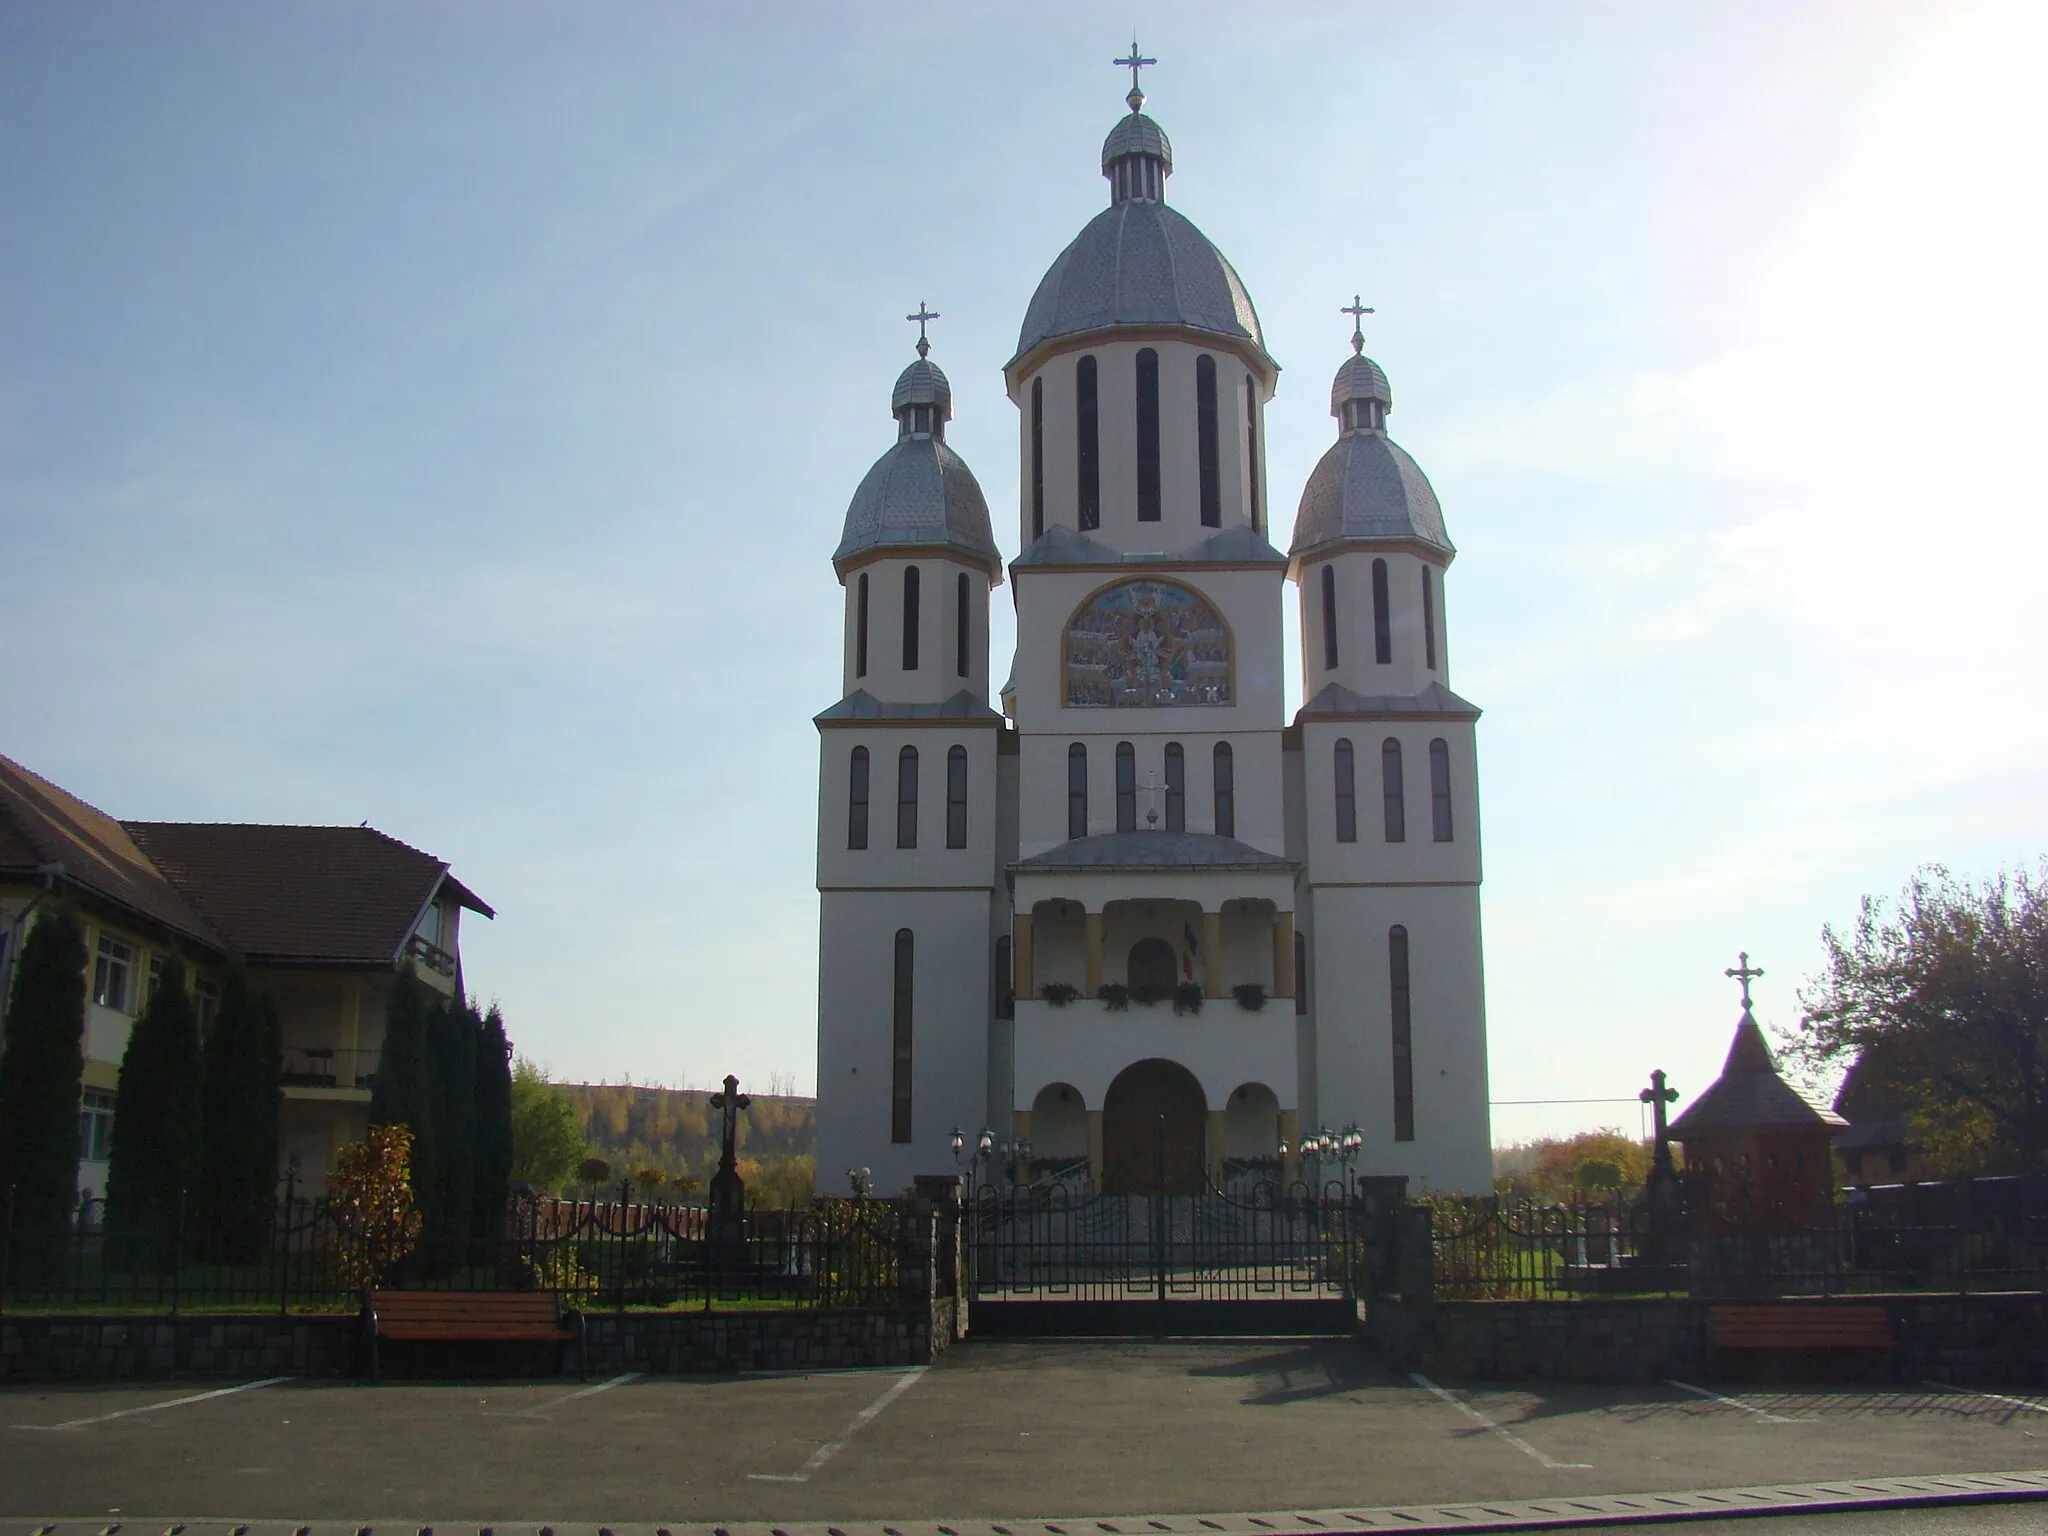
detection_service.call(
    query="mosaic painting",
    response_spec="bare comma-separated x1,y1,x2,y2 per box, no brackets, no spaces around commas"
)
1064,579,1232,708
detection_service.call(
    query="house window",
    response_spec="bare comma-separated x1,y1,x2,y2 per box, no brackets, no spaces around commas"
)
1390,925,1415,1141
1321,564,1339,669
1212,741,1235,838
902,565,921,671
1372,558,1391,664
93,935,134,1012
1245,375,1261,534
891,929,914,1143
848,746,870,850
855,572,869,678
946,745,969,849
896,746,918,850
995,936,1013,1020
1068,743,1088,839
1030,376,1045,540
194,979,219,1034
1196,354,1221,527
1334,739,1357,843
1294,931,1309,1016
1163,741,1185,831
1115,741,1137,833
146,954,165,1005
956,571,971,678
1381,737,1406,843
1422,566,1438,671
1430,738,1454,842
1136,348,1161,522
1077,355,1100,531
78,1089,116,1163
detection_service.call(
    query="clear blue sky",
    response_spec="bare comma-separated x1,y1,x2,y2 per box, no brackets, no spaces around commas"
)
4,1,2042,1142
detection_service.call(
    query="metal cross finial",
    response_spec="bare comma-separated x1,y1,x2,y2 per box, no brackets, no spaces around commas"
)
906,301,940,359
1341,294,1375,356
1725,951,1765,1011
1114,39,1156,111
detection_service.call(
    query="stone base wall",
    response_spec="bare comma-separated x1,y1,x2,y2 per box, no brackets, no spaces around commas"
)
0,1315,360,1381
1366,1292,2048,1385
581,1304,955,1375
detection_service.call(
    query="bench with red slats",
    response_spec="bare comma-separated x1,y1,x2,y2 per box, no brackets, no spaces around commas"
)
363,1289,585,1379
1709,1302,1896,1352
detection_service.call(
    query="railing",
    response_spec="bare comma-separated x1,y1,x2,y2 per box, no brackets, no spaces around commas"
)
280,1046,379,1090
405,934,458,976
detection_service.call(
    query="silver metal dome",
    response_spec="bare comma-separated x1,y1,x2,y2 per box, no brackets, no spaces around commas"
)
1290,430,1453,559
1101,112,1172,173
1330,353,1392,414
834,437,1002,578
891,356,952,417
1012,200,1264,365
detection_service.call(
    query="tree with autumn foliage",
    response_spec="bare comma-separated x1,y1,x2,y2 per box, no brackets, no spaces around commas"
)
1493,1130,1655,1204
328,1123,423,1292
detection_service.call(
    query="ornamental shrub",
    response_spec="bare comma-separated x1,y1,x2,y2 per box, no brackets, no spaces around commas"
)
104,954,202,1270
0,905,88,1263
328,1123,423,1293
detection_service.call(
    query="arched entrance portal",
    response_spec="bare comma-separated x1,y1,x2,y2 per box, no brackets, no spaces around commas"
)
1101,1058,1208,1195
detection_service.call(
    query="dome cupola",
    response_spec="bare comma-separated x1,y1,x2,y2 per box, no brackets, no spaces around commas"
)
1102,47,1172,205
891,301,951,440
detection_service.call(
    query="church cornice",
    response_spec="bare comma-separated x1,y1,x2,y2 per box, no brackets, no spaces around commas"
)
1290,680,1482,726
814,690,1008,729
833,542,1005,585
1004,323,1277,401
1285,534,1457,577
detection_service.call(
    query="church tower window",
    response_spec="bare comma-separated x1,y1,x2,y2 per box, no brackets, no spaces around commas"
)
1115,741,1137,833
1381,738,1406,843
892,929,914,1143
1422,567,1438,671
855,572,869,678
1389,925,1415,1142
994,936,1013,1020
1136,348,1161,521
1077,355,1100,530
848,746,870,850
946,744,969,848
1212,742,1234,837
1163,741,1185,831
903,565,921,671
956,571,971,678
897,746,918,849
1244,374,1261,534
1067,742,1088,839
1430,739,1454,842
1031,376,1045,540
1372,558,1391,664
1196,354,1221,527
1334,738,1357,843
1320,565,1339,669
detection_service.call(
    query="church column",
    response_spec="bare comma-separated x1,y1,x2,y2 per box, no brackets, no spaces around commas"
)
1202,910,1223,998
1272,911,1295,999
1207,1109,1228,1186
1087,1109,1105,1190
1279,1108,1300,1184
1013,913,1034,1000
1084,911,1104,997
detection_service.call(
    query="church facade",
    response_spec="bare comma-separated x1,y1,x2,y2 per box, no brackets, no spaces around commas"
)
815,79,1491,1197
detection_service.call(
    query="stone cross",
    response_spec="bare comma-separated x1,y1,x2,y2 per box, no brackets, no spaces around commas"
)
709,1073,751,1176
1640,1069,1678,1151
906,301,940,359
1725,951,1764,1011
1341,294,1375,355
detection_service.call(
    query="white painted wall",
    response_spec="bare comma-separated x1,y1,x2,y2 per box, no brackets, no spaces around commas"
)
1012,996,1296,1115
841,554,996,705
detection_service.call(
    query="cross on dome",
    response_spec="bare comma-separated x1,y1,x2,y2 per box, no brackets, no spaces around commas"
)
906,301,940,359
1341,294,1375,356
1113,39,1156,112
1724,951,1764,1011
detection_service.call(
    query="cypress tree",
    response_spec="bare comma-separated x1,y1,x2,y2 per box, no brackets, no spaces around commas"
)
199,960,282,1263
104,954,202,1269
470,1004,513,1260
369,963,434,1275
424,995,475,1265
0,904,88,1271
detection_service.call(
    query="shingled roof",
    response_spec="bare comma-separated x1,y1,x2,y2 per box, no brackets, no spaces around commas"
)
1668,1011,1847,1136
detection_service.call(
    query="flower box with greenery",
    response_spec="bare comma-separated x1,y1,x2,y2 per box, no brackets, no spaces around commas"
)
1041,981,1081,1007
1130,981,1169,1006
1173,982,1205,1015
1097,982,1130,1011
1233,982,1268,1012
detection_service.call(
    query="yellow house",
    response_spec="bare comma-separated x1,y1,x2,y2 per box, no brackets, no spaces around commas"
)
0,753,491,1199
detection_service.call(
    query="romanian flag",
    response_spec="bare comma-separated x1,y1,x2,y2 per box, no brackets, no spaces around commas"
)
1182,921,1199,979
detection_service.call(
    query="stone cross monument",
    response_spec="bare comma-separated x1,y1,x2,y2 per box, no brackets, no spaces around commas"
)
707,1073,752,1259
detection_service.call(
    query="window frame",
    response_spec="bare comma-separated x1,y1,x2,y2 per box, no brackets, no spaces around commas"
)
1372,557,1392,665
1136,347,1161,522
1321,564,1339,669
1430,738,1455,842
1195,353,1221,527
1163,741,1185,831
1030,376,1045,540
1076,354,1100,531
1390,925,1415,1141
1422,565,1438,671
946,744,969,849
955,571,970,679
1212,741,1234,838
1067,742,1088,839
902,564,921,672
93,934,133,1013
1381,737,1406,843
1334,738,1357,843
891,928,914,1143
855,571,869,678
896,745,919,850
848,745,870,850
1244,374,1261,534
1115,741,1137,833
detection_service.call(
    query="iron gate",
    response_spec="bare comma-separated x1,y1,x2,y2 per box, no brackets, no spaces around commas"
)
965,1177,1361,1336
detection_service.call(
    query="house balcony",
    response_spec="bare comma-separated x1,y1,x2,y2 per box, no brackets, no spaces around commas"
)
280,1046,377,1098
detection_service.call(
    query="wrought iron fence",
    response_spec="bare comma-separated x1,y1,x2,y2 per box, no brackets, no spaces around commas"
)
0,1186,911,1315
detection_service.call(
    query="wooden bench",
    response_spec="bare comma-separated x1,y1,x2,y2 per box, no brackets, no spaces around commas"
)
362,1290,586,1380
1708,1303,1896,1373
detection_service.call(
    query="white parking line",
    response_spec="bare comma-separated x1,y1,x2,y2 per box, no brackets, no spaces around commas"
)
1407,1372,1593,1471
11,1375,289,1430
1922,1378,2048,1415
747,1365,929,1483
1665,1377,1813,1424
510,1370,642,1416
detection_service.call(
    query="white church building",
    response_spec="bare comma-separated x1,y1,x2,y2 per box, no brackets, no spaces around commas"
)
815,74,1491,1198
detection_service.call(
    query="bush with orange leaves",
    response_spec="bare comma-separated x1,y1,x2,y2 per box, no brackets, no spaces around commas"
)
328,1123,425,1292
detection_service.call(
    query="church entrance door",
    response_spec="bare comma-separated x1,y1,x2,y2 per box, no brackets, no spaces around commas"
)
1101,1058,1207,1195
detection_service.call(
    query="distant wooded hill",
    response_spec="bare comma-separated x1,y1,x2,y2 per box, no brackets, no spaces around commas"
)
558,1082,816,1183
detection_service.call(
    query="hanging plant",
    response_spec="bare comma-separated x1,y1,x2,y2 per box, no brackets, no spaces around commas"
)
1130,982,1169,1007
1233,983,1268,1012
1098,983,1130,1011
1040,982,1080,1007
1173,982,1205,1015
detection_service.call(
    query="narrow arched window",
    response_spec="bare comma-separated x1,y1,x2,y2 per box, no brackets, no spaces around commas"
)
1076,355,1100,531
1422,566,1438,671
1389,925,1414,1141
1030,376,1045,541
955,571,970,679
1212,741,1234,838
1430,738,1454,842
1334,738,1357,843
1381,737,1405,843
1163,741,1185,831
892,928,914,1143
994,935,1013,1020
1115,741,1137,833
855,572,869,678
902,565,921,671
1294,931,1309,1016
847,746,870,850
1321,564,1339,669
896,746,918,849
1244,374,1261,534
1067,742,1088,839
946,744,968,849
1196,354,1220,527
1136,348,1161,522
1372,558,1391,664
